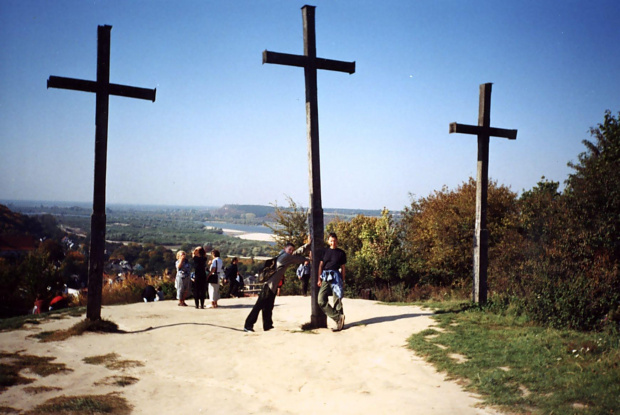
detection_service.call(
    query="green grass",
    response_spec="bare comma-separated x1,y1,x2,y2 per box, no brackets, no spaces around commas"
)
407,301,620,414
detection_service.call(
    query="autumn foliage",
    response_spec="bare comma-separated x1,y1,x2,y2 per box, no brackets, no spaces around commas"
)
323,111,620,331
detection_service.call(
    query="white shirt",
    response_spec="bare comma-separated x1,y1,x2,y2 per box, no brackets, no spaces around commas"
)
210,257,224,279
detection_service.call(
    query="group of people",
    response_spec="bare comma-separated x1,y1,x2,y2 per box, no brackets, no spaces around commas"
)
175,248,244,309
169,233,347,334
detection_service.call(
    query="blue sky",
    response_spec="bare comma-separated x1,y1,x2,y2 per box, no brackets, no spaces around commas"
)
1,1,619,211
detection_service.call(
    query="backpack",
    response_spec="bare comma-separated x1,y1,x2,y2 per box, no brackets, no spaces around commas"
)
257,254,281,283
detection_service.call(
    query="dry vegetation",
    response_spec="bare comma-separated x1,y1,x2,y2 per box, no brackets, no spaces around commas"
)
0,352,72,393
23,393,132,415
83,353,143,371
31,319,122,343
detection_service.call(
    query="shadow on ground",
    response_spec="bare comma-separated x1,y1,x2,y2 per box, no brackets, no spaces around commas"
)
351,312,433,327
125,322,245,334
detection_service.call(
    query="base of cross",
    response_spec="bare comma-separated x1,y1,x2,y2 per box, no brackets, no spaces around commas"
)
301,313,328,330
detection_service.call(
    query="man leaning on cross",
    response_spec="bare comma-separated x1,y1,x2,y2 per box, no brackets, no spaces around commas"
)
318,232,347,332
244,240,311,332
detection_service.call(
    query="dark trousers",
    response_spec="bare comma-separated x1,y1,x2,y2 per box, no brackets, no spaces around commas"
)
244,284,276,330
230,281,240,298
194,277,207,307
301,275,310,296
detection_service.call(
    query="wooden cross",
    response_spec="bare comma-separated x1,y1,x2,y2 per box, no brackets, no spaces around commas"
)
263,5,355,328
449,83,517,304
47,25,156,321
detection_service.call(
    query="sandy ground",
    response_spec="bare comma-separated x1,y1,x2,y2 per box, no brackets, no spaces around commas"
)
0,297,502,415
221,228,276,243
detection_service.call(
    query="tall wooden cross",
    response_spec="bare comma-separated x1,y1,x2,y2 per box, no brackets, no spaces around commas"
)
47,25,156,321
263,5,355,328
449,83,517,304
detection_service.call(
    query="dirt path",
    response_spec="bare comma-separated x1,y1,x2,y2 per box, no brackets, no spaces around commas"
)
0,297,501,414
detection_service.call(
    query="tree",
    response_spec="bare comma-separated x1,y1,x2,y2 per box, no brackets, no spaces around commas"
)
519,178,563,244
20,250,64,304
566,110,620,260
490,112,620,330
401,179,518,288
39,239,65,265
60,251,88,284
326,209,405,295
489,178,569,301
265,196,308,252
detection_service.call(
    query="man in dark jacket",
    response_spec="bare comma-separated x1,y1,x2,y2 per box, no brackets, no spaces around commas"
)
244,242,311,332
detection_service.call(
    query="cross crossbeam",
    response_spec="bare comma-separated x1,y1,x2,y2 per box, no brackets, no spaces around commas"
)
47,25,156,321
47,76,156,101
263,5,355,328
449,83,517,304
449,123,517,140
262,51,355,74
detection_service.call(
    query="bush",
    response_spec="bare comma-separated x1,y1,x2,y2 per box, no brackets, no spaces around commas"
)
74,274,171,306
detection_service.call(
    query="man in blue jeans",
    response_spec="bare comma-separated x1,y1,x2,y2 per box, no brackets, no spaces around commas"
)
318,232,347,332
244,241,311,332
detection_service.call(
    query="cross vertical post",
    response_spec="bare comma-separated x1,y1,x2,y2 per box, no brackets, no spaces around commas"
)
449,83,517,304
263,5,355,327
47,25,156,320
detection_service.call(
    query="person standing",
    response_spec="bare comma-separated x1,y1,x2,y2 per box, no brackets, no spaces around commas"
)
244,241,311,332
235,272,245,297
318,233,347,332
33,295,45,314
175,251,191,307
224,257,239,298
207,250,224,308
192,247,208,309
296,260,311,296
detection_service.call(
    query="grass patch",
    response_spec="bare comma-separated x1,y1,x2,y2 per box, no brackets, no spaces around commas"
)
24,392,132,414
0,406,21,414
33,318,123,343
0,307,85,332
408,302,620,414
95,375,139,387
23,385,62,394
83,353,143,371
0,351,72,392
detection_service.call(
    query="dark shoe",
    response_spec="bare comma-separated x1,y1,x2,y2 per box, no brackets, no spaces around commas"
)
264,326,274,331
332,315,345,332
244,327,254,332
